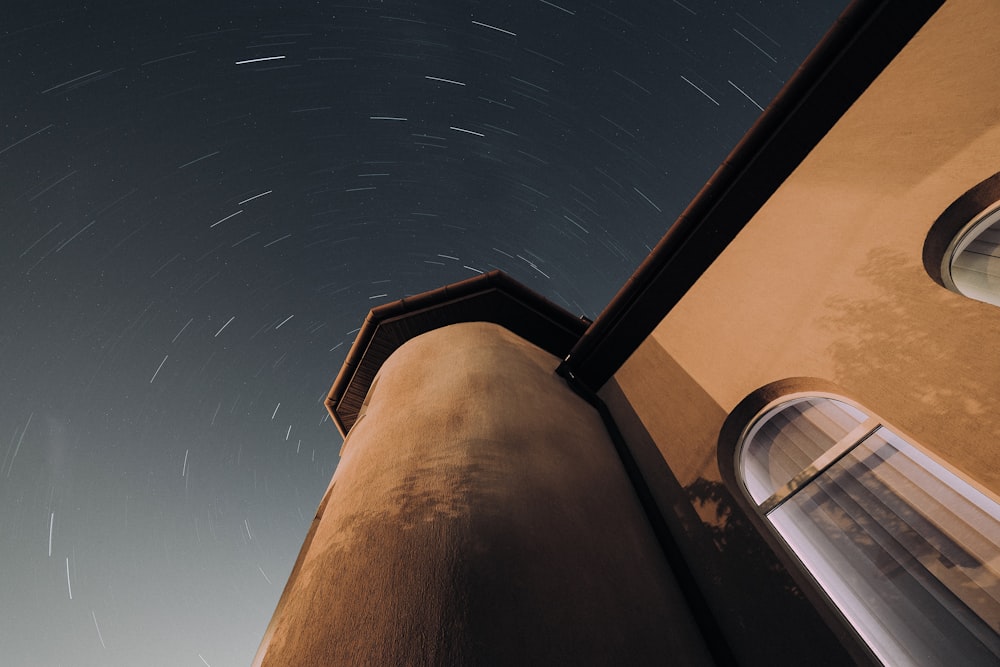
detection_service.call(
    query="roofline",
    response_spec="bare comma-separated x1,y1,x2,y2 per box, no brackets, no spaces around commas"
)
558,0,944,392
326,270,589,437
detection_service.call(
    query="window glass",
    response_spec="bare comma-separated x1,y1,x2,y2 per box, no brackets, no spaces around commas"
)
742,398,1000,666
741,397,867,504
947,202,1000,306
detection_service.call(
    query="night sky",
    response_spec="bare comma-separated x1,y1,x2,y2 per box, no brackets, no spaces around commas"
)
2,2,843,664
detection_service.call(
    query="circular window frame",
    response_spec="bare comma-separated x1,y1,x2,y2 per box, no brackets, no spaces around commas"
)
923,171,1000,290
941,201,1000,297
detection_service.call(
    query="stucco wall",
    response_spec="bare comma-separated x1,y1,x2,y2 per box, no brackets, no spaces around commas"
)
623,0,1000,494
604,1,1000,663
255,321,711,666
602,343,862,665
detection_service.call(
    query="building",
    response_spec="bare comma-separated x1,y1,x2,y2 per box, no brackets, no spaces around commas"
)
254,0,1000,664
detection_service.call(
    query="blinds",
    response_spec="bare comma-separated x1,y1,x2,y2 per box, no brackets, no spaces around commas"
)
742,399,1000,666
949,206,1000,307
741,398,867,504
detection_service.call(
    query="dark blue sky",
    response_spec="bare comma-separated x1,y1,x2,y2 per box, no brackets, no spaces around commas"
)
1,2,843,664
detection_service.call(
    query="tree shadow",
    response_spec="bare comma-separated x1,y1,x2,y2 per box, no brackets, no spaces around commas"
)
821,246,1000,485
685,477,805,601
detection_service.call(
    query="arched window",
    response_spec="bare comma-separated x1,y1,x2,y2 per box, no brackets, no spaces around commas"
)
739,395,1000,666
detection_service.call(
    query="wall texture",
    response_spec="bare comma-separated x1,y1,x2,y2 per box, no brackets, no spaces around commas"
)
638,0,1000,492
602,346,861,665
255,321,711,666
606,1,1000,663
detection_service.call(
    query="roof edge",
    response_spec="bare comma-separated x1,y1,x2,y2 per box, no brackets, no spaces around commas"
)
558,0,944,392
326,270,589,437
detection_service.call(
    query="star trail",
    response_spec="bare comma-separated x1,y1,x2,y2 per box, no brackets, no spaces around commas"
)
1,1,844,664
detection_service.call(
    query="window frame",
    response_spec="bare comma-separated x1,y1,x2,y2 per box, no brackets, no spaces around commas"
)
737,392,879,514
924,170,1000,301
718,379,881,665
720,379,1000,666
941,200,1000,304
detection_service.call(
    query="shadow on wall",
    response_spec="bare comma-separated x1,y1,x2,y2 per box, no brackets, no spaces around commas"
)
684,477,804,601
821,246,1000,485
600,346,855,662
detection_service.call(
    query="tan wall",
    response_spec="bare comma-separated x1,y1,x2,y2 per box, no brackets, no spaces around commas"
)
618,0,1000,494
255,322,711,666
602,343,862,664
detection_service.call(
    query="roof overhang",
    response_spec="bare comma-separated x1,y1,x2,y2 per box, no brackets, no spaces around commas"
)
325,0,946,434
558,0,945,393
325,270,589,437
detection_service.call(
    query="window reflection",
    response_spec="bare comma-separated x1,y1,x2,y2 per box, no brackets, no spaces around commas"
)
742,399,1000,665
741,397,866,504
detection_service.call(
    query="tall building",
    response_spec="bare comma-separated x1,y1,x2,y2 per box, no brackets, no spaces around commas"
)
255,0,1000,663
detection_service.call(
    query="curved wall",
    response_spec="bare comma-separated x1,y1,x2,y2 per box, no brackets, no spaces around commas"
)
255,321,710,666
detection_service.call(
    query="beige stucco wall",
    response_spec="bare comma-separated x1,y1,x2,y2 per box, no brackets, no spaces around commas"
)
255,321,711,666
618,0,1000,494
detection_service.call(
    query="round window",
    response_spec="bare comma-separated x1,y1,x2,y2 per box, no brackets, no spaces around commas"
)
944,201,1000,306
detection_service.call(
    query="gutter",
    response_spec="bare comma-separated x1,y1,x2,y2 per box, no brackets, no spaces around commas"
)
559,0,944,393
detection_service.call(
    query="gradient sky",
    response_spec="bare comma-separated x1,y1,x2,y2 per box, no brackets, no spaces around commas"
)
1,2,843,664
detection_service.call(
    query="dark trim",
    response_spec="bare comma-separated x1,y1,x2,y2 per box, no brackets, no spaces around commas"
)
326,270,589,437
557,366,738,667
923,170,1000,287
560,0,944,392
